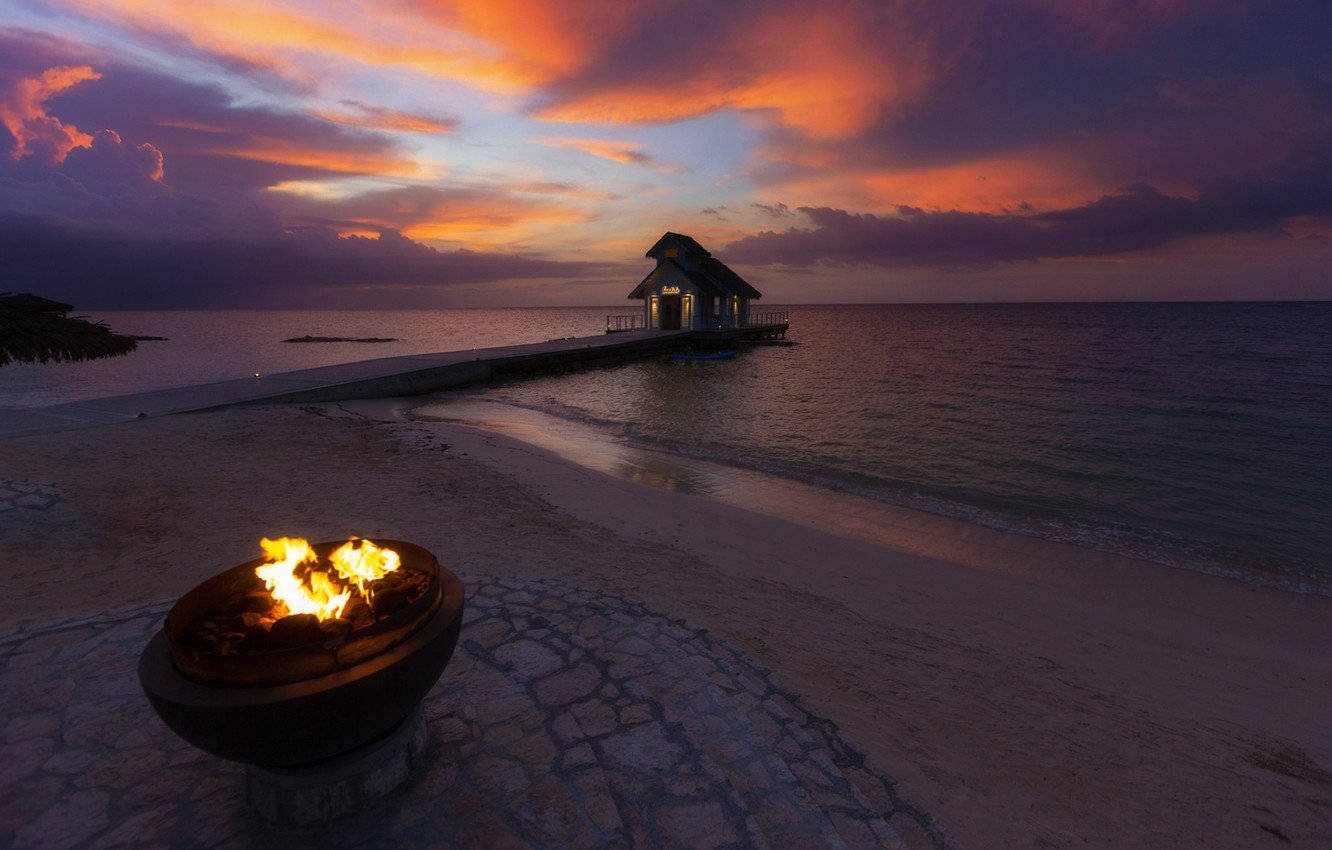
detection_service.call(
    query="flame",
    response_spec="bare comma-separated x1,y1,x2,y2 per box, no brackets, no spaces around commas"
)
330,537,401,598
255,536,352,620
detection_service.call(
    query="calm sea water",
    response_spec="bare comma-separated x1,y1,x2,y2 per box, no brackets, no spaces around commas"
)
0,308,609,408
4,303,1328,590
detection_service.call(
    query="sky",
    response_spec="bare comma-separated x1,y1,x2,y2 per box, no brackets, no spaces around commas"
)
0,0,1329,307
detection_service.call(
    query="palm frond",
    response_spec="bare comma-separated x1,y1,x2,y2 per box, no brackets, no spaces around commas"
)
0,292,139,367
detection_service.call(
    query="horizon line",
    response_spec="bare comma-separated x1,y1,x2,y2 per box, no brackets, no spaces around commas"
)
76,298,1332,311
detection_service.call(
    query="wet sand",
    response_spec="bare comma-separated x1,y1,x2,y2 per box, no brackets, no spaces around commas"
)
3,403,1328,847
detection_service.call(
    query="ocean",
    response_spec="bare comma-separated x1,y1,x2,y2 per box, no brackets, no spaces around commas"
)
4,303,1328,591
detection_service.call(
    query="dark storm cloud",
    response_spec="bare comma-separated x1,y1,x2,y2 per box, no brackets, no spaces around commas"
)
725,147,1332,269
0,215,618,308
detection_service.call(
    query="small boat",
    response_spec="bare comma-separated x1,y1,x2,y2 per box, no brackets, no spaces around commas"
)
670,349,738,362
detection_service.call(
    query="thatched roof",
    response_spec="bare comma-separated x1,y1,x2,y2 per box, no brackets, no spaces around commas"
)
0,292,138,367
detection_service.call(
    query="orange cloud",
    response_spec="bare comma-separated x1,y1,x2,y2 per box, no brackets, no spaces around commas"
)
507,181,620,201
50,0,482,89
196,136,423,177
435,2,926,140
34,0,1264,165
531,6,925,141
311,101,459,134
0,65,101,162
46,1,922,141
768,149,1121,216
153,117,423,178
48,0,557,93
867,158,1103,213
533,136,671,170
270,183,588,249
334,227,381,239
415,0,640,84
394,193,586,244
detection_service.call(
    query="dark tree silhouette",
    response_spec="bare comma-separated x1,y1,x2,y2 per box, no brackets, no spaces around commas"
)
0,292,138,366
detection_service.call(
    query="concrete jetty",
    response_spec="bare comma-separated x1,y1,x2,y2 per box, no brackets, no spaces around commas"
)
1,327,745,438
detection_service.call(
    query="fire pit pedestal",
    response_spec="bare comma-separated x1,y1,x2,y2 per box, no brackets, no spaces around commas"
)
139,539,465,827
245,706,428,826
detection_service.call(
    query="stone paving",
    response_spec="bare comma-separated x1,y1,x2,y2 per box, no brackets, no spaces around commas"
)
0,575,944,848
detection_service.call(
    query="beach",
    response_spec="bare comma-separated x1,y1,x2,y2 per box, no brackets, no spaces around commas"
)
6,0,1331,843
4,402,1327,847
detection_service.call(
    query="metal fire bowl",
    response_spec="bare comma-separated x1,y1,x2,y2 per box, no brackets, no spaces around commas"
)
138,549,464,768
164,539,445,688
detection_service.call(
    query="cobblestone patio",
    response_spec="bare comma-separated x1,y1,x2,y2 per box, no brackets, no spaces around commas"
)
1,575,943,848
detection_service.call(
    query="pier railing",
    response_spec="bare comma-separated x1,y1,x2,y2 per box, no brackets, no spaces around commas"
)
746,310,789,327
695,311,792,330
607,310,789,332
605,313,646,333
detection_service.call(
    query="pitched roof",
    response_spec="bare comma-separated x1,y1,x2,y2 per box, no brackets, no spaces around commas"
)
627,264,664,299
700,257,762,299
628,259,719,299
627,257,763,300
645,232,711,259
630,232,763,300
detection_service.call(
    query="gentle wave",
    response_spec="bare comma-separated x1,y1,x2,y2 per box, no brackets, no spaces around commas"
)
448,393,1330,597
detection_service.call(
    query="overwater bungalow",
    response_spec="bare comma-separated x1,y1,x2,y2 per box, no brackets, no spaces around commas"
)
619,232,767,332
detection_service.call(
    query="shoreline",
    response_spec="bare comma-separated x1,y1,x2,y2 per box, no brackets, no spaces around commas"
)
406,394,1328,598
391,402,1332,846
3,403,1329,846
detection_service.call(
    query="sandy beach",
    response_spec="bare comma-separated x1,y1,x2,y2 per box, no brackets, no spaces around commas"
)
3,403,1328,847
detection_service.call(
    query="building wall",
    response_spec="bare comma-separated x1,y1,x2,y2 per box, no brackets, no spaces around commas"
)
642,263,702,330
640,238,756,328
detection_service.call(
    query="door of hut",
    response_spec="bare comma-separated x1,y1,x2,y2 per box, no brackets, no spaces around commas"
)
659,294,682,329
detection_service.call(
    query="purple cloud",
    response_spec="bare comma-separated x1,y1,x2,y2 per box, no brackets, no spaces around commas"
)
725,146,1332,269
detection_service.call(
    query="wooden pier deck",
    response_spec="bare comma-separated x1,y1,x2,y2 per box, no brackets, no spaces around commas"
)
0,321,787,438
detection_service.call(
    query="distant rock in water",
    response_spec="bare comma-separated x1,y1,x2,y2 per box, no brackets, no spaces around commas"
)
0,292,138,366
282,336,398,344
129,335,168,341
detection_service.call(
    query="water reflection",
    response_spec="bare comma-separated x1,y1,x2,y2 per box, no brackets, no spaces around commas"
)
410,396,1041,580
414,399,723,498
442,303,1332,586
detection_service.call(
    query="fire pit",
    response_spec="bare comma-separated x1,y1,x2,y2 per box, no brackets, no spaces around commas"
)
138,537,464,823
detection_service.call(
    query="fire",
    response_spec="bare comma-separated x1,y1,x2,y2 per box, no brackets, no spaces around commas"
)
255,537,352,620
253,536,403,621
330,537,401,597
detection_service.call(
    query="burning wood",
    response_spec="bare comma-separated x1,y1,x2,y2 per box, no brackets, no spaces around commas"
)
185,536,431,656
141,537,463,768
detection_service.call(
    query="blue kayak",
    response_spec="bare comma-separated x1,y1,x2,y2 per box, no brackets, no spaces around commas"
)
670,349,738,361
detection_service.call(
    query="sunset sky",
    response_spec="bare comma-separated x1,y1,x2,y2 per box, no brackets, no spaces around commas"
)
1,0,1329,307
